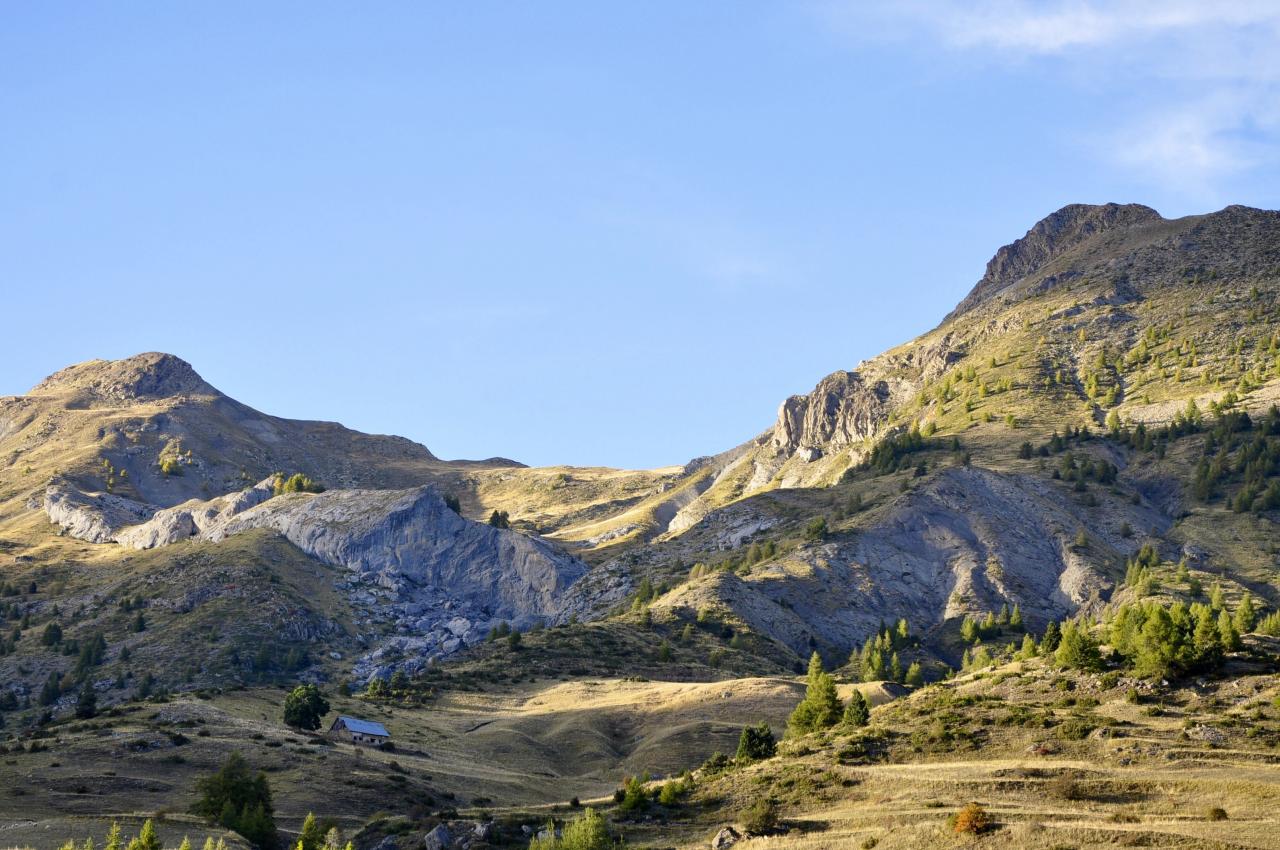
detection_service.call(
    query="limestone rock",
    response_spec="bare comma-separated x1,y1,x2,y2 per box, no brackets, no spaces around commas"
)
711,826,740,849
43,481,156,543
114,477,275,548
203,486,587,626
422,824,451,850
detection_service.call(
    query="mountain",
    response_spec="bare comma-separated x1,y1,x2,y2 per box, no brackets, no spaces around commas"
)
569,204,1278,662
2,203,1279,847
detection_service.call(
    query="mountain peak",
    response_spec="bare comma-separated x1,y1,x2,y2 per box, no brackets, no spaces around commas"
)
30,352,219,401
949,203,1163,318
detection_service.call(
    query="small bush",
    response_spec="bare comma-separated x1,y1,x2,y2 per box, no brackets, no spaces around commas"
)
1054,717,1095,741
742,797,778,835
701,751,731,774
1206,807,1228,821
657,779,687,806
950,802,993,835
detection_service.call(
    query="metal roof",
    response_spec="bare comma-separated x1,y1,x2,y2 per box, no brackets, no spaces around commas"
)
335,715,390,737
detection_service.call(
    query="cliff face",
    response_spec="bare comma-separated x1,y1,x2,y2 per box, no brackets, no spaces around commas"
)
770,371,896,455
205,486,588,625
44,478,590,677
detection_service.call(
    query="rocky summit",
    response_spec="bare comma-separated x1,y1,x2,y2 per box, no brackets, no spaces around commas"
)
3,203,1280,850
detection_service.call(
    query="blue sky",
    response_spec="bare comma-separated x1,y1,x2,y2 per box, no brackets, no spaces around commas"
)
2,2,1278,468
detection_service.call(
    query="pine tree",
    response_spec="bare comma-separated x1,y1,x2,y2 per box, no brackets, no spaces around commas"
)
75,679,97,719
787,653,842,735
1040,621,1061,653
1233,593,1257,634
298,814,323,850
735,722,777,762
38,670,61,706
904,661,924,687
105,823,122,850
1010,604,1022,629
1192,605,1222,665
130,819,161,850
1131,606,1178,679
889,652,903,683
842,689,870,727
1218,610,1241,651
1055,621,1102,671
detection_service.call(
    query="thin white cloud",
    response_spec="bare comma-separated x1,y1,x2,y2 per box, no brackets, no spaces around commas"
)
819,0,1280,197
1108,92,1270,186
910,1,1280,54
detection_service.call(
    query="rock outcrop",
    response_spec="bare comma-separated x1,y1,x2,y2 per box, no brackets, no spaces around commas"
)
771,370,900,454
44,477,590,676
43,481,157,543
114,478,277,548
203,486,588,625
948,203,1163,318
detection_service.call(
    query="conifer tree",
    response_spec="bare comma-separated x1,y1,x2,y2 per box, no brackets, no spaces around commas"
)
1234,593,1257,633
298,814,323,850
842,689,870,727
128,819,161,850
75,679,97,719
735,722,776,762
787,652,842,735
1054,621,1101,671
1040,621,1061,653
1218,610,1241,651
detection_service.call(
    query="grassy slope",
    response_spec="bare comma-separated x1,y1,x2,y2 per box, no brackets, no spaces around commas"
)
616,649,1280,850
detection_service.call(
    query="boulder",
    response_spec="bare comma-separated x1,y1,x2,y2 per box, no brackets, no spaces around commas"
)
423,823,451,850
711,826,740,849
